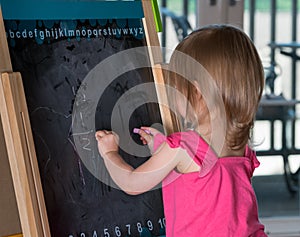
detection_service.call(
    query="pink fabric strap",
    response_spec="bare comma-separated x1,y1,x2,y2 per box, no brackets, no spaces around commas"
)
153,131,218,177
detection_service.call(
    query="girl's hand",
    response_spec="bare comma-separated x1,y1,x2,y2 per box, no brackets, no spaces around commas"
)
137,127,161,154
95,130,119,158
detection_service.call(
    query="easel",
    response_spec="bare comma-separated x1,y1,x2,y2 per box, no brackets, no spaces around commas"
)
0,6,51,237
142,0,175,134
0,1,173,236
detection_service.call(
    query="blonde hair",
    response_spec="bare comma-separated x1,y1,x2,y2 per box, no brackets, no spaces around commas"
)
168,24,264,150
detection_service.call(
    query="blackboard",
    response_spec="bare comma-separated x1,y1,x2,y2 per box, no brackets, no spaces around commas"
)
2,1,165,236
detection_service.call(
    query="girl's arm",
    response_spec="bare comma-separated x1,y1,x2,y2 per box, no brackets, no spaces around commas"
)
95,129,185,195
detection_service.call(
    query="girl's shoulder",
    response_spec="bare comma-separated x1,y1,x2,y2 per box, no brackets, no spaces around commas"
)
157,131,260,177
154,130,208,150
171,131,219,177
167,130,209,150
154,131,217,175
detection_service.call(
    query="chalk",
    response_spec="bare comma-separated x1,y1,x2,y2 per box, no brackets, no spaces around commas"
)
133,128,151,135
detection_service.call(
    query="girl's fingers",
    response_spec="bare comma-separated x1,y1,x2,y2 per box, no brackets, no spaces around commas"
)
139,126,152,134
95,130,106,139
95,130,114,140
140,126,160,136
140,136,148,145
139,130,153,145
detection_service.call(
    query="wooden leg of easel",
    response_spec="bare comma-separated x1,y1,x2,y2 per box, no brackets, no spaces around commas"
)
141,1,177,134
0,7,12,73
0,72,51,237
0,116,22,237
2,234,23,237
152,64,178,135
15,72,51,237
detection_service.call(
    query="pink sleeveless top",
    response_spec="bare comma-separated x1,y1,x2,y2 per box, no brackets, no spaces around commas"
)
154,131,267,237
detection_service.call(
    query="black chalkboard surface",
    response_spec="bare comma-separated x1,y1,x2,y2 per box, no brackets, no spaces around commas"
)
4,2,165,236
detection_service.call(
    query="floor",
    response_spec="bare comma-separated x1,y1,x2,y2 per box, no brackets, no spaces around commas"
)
253,174,300,217
251,119,300,236
252,172,300,236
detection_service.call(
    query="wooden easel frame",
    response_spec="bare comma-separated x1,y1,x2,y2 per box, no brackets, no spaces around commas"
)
141,0,175,135
0,1,173,237
0,7,51,237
